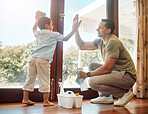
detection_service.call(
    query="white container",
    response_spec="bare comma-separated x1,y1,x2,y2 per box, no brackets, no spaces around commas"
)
57,94,63,106
57,91,83,109
62,95,74,109
73,95,83,108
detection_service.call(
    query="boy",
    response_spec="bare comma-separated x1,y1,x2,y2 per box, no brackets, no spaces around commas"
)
22,12,80,107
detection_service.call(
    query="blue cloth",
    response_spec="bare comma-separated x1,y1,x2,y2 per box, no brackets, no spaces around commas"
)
31,29,63,63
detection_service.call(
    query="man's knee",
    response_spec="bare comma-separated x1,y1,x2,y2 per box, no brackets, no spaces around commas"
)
88,62,102,71
89,78,105,92
89,77,97,89
88,63,94,71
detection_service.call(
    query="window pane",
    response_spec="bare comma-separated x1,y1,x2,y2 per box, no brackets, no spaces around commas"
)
119,0,137,66
63,0,106,88
0,0,50,87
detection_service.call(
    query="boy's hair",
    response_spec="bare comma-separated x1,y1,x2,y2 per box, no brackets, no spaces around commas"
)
37,17,51,30
102,19,115,34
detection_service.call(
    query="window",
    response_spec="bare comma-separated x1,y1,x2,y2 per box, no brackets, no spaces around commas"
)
63,0,106,88
119,0,137,66
0,0,50,88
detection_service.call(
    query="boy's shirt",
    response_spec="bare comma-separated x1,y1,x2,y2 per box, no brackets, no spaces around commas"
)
31,29,63,63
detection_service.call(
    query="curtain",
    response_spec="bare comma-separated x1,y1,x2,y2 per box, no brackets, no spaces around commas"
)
136,0,148,98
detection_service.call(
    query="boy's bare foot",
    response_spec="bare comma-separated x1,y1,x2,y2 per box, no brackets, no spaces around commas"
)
43,101,54,107
22,100,35,105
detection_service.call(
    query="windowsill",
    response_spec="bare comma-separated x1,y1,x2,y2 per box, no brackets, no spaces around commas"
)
0,86,39,89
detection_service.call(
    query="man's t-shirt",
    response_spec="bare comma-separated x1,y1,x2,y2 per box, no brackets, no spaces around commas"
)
93,34,136,78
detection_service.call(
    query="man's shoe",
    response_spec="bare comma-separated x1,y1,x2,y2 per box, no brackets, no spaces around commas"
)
114,90,134,107
90,95,114,104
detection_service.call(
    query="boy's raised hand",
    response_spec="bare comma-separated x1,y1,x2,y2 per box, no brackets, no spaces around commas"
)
62,14,81,41
35,11,46,20
73,14,81,30
73,14,79,25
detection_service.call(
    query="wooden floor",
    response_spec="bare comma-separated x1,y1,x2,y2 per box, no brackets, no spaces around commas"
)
0,97,148,114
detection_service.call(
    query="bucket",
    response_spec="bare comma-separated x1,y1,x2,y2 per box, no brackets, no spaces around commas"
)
62,96,74,108
73,95,83,108
57,91,83,109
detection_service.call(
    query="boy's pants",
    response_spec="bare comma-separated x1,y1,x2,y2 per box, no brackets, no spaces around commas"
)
23,57,50,93
88,62,136,98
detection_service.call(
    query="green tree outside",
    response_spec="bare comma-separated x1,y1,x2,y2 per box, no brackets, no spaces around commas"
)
0,38,134,87
0,41,36,87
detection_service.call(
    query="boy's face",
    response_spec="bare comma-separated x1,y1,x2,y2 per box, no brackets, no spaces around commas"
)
49,20,54,31
45,20,54,31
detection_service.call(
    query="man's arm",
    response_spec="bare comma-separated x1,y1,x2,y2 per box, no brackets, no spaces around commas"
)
77,57,117,79
74,14,97,50
75,30,98,50
90,57,117,76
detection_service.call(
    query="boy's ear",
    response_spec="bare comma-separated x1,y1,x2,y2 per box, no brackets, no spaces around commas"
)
45,24,49,29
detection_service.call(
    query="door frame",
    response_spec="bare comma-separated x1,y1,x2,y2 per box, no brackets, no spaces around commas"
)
50,0,64,101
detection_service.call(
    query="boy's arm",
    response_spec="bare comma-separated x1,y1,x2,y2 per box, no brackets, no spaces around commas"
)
33,20,38,34
33,11,46,35
62,14,81,41
62,27,77,41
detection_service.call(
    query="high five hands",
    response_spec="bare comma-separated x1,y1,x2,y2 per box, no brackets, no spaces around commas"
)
73,14,81,31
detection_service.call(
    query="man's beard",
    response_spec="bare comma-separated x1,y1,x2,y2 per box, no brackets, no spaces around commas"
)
98,33,102,37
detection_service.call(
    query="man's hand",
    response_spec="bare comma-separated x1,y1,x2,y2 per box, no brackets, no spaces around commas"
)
77,71,87,79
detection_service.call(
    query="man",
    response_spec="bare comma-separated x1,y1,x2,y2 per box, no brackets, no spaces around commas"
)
73,15,136,107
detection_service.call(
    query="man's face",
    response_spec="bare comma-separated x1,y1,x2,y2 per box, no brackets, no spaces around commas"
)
96,21,108,38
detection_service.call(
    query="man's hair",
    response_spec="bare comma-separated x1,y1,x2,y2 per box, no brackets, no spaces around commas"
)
37,17,51,30
102,19,115,34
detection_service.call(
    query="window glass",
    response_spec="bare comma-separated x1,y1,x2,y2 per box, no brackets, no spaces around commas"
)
119,0,137,66
63,0,106,88
0,0,50,87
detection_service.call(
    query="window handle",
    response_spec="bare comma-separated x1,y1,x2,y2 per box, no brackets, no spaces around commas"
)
60,13,65,21
58,79,62,93
50,78,54,101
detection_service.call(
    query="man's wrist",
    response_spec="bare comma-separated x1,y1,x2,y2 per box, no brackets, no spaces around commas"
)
87,72,91,77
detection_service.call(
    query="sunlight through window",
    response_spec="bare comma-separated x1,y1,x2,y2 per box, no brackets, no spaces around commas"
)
0,0,50,88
